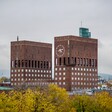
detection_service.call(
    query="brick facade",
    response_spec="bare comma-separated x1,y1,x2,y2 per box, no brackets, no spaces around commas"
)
11,40,52,87
54,35,98,91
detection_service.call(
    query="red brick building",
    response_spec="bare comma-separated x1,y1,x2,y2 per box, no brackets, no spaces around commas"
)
11,39,52,87
54,35,98,91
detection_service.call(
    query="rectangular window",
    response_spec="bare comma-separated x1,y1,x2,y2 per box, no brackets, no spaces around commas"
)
32,60,34,68
46,61,48,69
38,61,40,68
18,60,20,67
59,58,62,65
35,61,37,68
29,60,31,68
12,61,14,68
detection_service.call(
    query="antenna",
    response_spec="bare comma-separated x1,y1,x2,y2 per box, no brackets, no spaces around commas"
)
17,36,19,41
81,21,82,27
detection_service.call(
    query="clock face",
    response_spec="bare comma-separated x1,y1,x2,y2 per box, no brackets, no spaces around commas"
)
56,45,65,57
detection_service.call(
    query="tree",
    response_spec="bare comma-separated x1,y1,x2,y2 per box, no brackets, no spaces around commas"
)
0,76,10,82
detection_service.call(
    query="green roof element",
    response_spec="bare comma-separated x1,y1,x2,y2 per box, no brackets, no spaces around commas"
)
79,27,91,38
0,86,13,90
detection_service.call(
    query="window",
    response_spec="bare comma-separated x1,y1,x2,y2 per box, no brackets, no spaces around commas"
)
59,82,61,85
14,83,16,85
11,83,13,86
63,82,65,85
21,69,24,72
63,72,66,75
63,77,65,80
59,77,61,80
59,58,62,65
59,68,61,70
59,72,61,75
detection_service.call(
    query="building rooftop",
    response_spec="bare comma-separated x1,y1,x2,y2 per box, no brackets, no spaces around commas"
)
0,86,13,91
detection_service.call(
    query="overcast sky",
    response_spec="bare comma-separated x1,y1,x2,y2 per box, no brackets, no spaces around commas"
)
0,0,112,77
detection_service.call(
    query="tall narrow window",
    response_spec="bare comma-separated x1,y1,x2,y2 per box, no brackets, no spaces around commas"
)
92,59,94,66
59,58,62,65
38,61,40,68
40,61,43,68
25,60,27,67
89,59,91,67
46,61,48,69
12,61,14,68
35,61,37,68
83,58,85,66
18,60,20,67
22,60,24,67
80,58,82,66
29,60,31,67
32,60,34,68
44,61,45,68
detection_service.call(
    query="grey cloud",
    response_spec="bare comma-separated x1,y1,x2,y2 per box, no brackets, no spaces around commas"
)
0,0,112,76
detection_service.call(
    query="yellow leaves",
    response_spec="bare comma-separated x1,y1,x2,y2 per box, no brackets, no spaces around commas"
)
1,85,112,112
71,91,112,112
